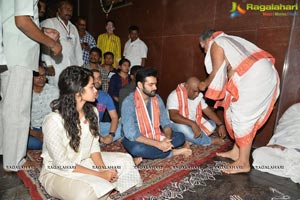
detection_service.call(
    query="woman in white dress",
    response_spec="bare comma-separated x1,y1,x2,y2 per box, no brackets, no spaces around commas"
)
39,66,142,200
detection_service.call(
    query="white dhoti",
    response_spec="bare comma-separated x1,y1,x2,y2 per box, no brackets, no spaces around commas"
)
204,32,280,147
225,58,280,146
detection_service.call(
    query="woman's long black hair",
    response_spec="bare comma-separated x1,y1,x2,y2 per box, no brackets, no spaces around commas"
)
51,66,98,152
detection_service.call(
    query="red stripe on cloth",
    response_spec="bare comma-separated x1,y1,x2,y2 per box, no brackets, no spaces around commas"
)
17,170,43,200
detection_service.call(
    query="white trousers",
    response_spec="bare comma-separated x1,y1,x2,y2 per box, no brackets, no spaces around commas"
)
0,66,33,171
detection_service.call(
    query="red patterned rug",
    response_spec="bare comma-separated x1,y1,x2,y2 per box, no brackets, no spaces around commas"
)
17,139,231,200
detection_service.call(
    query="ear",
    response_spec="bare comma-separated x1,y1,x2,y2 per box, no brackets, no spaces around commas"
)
137,81,143,89
75,92,81,98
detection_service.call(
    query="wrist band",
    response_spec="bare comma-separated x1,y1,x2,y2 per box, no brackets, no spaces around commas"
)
109,132,115,137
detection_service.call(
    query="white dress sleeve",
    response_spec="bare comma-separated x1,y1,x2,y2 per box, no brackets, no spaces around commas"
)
43,113,77,172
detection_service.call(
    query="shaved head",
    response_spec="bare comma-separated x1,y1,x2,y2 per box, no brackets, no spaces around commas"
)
185,77,201,100
186,77,200,86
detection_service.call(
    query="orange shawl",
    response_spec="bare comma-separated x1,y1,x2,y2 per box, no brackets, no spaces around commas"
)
134,88,162,141
176,84,214,136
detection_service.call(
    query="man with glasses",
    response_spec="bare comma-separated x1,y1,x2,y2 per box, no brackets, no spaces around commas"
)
28,65,59,150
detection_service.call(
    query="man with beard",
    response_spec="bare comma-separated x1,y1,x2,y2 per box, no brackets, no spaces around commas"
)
29,65,59,150
92,69,121,145
83,47,102,70
41,0,83,87
121,68,192,162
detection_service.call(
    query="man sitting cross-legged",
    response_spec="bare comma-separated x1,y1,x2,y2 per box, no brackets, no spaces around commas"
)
167,77,226,148
92,69,122,145
121,68,192,163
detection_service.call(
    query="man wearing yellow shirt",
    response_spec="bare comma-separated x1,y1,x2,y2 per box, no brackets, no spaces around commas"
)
97,20,121,68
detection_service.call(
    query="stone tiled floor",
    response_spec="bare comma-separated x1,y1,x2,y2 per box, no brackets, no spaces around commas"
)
1,155,300,200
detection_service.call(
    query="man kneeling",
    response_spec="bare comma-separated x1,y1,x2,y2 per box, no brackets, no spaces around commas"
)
121,68,192,162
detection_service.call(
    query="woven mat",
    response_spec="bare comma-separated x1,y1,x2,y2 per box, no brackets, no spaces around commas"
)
17,140,231,200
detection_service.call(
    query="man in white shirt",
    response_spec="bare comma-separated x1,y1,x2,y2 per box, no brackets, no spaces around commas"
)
167,77,226,148
0,0,61,171
123,25,148,67
41,0,83,86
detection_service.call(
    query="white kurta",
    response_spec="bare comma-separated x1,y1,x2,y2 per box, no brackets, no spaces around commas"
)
41,16,83,86
252,103,300,183
40,112,142,198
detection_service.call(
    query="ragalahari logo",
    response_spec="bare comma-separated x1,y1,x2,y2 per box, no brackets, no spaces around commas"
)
230,2,247,18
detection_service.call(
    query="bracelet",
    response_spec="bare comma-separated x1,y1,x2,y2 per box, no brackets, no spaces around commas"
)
217,123,224,128
109,132,115,137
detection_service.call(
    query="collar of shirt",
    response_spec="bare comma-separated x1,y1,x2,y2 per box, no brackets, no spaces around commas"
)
56,15,70,36
130,38,140,44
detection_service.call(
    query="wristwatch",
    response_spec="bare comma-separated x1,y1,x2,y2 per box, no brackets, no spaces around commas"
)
109,132,115,137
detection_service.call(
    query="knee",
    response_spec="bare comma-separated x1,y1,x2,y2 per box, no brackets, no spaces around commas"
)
72,185,99,200
172,132,185,146
130,143,147,156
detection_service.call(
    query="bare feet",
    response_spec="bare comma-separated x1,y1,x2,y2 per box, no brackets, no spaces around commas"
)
133,157,143,166
211,137,225,145
221,160,251,174
216,150,239,161
216,144,239,161
100,135,113,145
173,148,192,158
183,141,192,149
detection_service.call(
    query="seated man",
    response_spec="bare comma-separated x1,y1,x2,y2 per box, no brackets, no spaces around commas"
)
121,68,192,161
167,77,226,147
252,103,300,184
92,69,121,144
28,65,59,150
